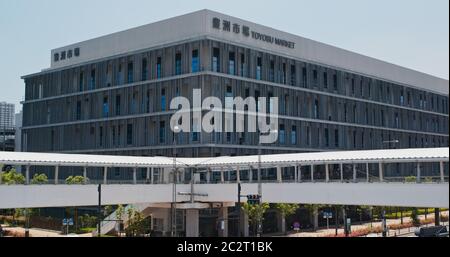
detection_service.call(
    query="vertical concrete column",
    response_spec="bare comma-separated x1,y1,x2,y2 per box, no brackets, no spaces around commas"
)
133,167,137,184
416,162,421,183
146,167,150,182
353,164,357,183
249,166,253,183
378,163,384,182
298,165,302,182
310,165,314,182
240,210,249,237
325,164,330,182
54,166,59,185
151,167,154,184
276,166,282,183
366,163,369,183
220,167,224,183
185,209,199,237
206,168,211,184
340,163,344,182
277,211,286,234
440,161,445,183
103,166,108,185
25,165,30,185
312,206,319,231
218,207,228,237
236,166,240,183
294,165,298,182
83,166,87,184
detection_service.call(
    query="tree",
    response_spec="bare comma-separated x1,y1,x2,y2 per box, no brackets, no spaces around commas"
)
31,173,48,184
1,169,25,185
410,208,421,227
65,175,88,184
242,202,270,236
274,203,299,234
303,204,326,231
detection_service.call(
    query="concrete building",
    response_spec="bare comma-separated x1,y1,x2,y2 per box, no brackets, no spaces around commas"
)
19,10,449,236
0,102,15,151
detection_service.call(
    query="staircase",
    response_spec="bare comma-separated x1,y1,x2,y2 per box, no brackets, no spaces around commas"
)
92,203,150,236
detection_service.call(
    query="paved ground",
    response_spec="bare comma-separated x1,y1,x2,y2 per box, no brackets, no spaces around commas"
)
286,211,448,237
1,225,92,237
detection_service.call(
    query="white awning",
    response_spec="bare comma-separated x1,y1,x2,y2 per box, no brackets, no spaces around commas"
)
0,147,448,169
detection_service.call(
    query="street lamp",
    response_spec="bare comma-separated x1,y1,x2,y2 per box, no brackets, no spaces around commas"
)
256,128,277,237
171,125,180,237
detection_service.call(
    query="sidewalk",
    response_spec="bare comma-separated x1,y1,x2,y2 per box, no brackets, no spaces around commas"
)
286,211,448,237
1,225,92,237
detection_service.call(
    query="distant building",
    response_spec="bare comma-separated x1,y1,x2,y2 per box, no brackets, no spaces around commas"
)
15,110,23,152
0,102,14,129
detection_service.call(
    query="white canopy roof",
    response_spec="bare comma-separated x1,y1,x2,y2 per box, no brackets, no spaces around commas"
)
0,148,448,169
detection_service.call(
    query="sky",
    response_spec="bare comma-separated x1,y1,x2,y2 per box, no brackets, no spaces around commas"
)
0,0,448,112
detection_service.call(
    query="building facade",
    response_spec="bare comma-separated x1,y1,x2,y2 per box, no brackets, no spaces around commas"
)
0,102,15,129
21,10,449,181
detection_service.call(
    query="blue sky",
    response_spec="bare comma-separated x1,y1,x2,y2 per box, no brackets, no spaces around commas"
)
0,0,448,111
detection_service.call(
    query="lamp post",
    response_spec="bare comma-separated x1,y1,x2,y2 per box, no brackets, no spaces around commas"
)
171,125,180,237
256,128,277,237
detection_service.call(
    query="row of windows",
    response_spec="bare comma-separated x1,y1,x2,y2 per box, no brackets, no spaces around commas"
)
28,41,448,116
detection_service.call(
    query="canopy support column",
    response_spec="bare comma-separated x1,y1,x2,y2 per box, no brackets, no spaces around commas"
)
325,164,330,182
133,167,137,184
378,163,384,182
25,165,30,185
416,162,421,183
353,164,357,183
83,166,87,184
340,163,343,182
103,166,108,185
54,165,59,185
440,161,445,183
366,163,369,183
310,165,314,182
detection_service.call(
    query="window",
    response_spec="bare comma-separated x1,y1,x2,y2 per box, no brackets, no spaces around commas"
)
161,88,166,111
145,90,150,113
76,101,81,120
306,125,311,146
380,110,385,126
334,129,339,147
112,126,116,146
60,51,66,60
282,63,286,84
400,89,404,106
212,48,220,72
79,72,84,91
99,126,103,146
89,69,96,90
314,99,319,119
131,91,137,114
333,74,338,90
313,70,318,84
228,52,235,75
291,125,297,145
74,47,80,56
156,57,162,78
103,96,109,117
175,53,182,75
192,50,199,73
159,121,166,143
142,58,148,81
395,113,399,128
324,128,329,147
323,72,328,88
290,65,296,86
127,124,133,145
279,124,285,144
256,57,262,80
127,62,134,83
269,60,275,82
115,95,121,116
54,53,59,62
240,53,245,77
351,78,355,95
116,64,123,85
302,67,307,87
38,84,43,99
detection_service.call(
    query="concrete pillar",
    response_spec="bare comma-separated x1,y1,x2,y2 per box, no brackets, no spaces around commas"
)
298,165,302,182
83,166,87,184
220,167,224,183
276,166,282,183
54,166,59,185
236,166,240,183
206,168,211,183
151,167,154,184
353,164,357,183
325,164,330,182
310,165,314,182
218,207,228,237
416,162,421,183
440,161,445,183
249,166,253,182
146,167,150,182
312,206,319,231
185,209,199,237
340,163,344,182
25,165,30,185
294,165,298,182
240,210,249,237
277,211,286,234
133,167,137,184
366,163,369,183
103,166,108,184
379,163,384,182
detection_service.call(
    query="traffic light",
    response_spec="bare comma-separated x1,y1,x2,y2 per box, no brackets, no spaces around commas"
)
246,194,261,205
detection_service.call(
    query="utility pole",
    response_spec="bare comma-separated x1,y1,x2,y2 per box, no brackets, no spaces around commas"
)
97,184,101,237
